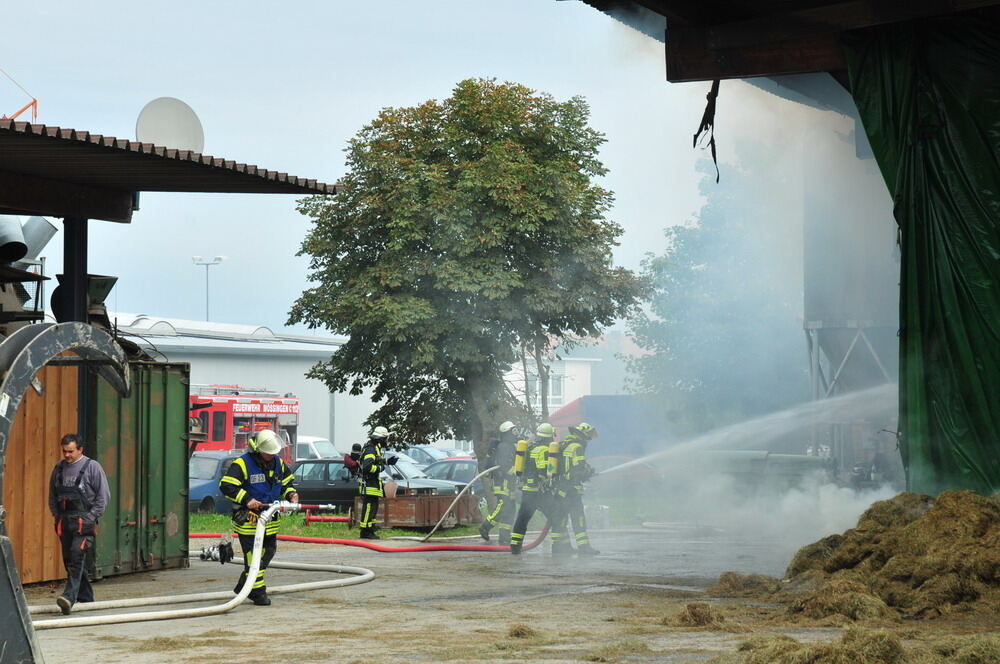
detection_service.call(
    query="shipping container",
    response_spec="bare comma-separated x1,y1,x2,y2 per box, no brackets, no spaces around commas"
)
88,362,190,578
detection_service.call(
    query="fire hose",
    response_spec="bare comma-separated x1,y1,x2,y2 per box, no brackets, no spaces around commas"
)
30,501,375,630
421,464,498,541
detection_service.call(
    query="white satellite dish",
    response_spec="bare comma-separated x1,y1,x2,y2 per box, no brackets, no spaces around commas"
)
135,97,205,152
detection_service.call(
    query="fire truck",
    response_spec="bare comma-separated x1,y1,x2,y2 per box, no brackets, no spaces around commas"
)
188,385,299,462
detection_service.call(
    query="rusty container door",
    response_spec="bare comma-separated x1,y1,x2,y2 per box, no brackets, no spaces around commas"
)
89,362,190,578
3,365,78,584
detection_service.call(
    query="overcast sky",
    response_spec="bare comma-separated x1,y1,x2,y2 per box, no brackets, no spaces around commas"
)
2,0,848,332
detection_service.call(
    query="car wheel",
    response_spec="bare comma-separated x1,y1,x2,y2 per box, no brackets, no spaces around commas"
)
198,497,215,514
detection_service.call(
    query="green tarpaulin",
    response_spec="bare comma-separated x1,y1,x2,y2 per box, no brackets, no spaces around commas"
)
843,11,1000,495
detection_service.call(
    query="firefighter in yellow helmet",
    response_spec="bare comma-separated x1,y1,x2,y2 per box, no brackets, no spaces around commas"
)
509,422,566,555
479,421,519,545
553,422,599,555
219,429,298,606
357,426,397,539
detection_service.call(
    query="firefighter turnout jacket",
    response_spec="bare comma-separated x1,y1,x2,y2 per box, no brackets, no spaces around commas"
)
220,452,297,535
560,434,594,493
359,439,385,498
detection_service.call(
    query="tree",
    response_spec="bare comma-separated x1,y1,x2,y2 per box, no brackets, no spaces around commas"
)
628,161,809,435
290,79,644,450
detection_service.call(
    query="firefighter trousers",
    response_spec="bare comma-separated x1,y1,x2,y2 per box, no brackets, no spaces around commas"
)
235,533,277,599
359,494,380,530
483,490,517,545
553,490,590,548
509,491,562,552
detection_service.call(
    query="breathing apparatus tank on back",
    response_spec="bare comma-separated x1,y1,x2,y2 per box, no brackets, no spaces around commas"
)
547,439,561,480
514,438,529,476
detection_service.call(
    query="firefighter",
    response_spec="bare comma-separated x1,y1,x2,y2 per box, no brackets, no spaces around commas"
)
357,426,397,539
479,421,520,545
554,422,599,556
219,429,298,606
509,423,565,555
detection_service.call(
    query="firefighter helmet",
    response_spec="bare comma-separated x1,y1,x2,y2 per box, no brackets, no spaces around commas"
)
370,426,390,440
575,422,597,439
535,422,555,438
499,421,515,433
250,429,283,455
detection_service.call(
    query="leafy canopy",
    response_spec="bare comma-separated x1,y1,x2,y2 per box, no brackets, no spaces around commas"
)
290,79,644,445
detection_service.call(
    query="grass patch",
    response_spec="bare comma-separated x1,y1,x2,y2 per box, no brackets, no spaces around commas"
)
189,512,479,538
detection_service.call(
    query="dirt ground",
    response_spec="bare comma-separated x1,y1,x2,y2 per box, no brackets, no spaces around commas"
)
25,525,1000,663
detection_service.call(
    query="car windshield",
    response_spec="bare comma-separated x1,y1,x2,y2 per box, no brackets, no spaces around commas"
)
311,440,338,457
451,462,477,481
424,463,450,480
420,447,450,461
190,456,220,480
393,459,428,479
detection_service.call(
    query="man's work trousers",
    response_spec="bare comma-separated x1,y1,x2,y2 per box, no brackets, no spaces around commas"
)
235,533,277,600
509,491,562,552
554,490,590,548
59,531,95,603
358,494,380,530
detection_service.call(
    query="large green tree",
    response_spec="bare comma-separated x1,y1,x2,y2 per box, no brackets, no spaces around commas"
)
290,79,644,449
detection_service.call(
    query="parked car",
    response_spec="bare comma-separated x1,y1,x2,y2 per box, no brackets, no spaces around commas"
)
440,448,475,459
291,458,459,510
296,435,340,461
402,445,451,468
423,458,485,494
189,451,240,514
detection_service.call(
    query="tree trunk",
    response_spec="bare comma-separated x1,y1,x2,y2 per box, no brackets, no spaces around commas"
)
521,341,533,412
533,343,550,421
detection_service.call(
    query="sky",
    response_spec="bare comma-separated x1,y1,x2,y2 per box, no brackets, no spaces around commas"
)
2,0,719,331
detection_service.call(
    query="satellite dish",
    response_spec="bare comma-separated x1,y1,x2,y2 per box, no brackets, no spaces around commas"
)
135,97,205,152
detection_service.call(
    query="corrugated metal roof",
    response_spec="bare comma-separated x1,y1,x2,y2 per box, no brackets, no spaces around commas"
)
0,120,337,195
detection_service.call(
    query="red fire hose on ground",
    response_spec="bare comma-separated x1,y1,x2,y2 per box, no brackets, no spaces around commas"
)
193,502,549,552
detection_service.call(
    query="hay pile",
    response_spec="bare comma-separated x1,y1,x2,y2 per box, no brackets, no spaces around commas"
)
708,571,782,597
665,602,726,627
705,627,904,664
784,491,1000,620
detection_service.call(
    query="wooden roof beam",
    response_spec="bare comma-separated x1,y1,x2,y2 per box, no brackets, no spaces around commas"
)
0,169,133,223
705,0,1000,50
667,25,846,82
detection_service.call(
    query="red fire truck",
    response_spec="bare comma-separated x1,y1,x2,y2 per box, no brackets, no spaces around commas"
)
189,385,299,462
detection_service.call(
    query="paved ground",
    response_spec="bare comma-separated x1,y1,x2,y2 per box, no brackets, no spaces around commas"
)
27,526,837,664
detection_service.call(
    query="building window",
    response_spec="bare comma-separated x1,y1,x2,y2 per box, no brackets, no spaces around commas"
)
525,374,564,410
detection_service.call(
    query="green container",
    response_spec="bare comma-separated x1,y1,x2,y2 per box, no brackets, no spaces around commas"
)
88,362,190,578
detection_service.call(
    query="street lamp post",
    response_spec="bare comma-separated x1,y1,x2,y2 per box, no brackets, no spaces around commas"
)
191,255,226,321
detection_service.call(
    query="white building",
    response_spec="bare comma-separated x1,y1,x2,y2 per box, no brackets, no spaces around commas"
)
112,313,374,447
113,313,601,445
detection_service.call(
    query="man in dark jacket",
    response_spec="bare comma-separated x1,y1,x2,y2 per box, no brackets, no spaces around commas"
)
48,434,110,615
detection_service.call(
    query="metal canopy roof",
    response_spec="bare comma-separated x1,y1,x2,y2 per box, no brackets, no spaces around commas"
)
0,120,337,223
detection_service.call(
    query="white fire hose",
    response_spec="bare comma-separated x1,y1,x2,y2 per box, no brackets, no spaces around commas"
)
30,501,375,630
421,465,498,542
